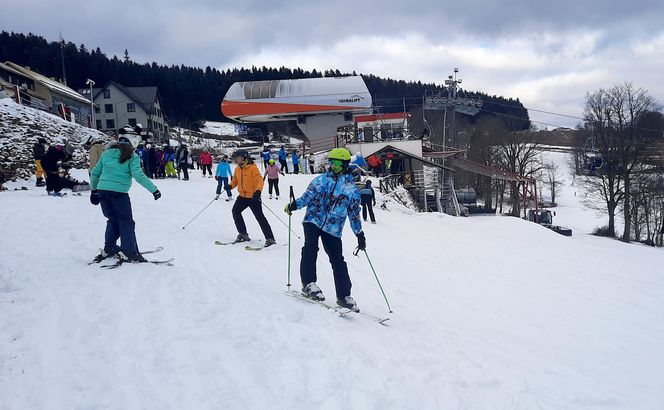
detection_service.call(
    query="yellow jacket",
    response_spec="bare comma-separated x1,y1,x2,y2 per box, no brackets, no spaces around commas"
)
231,162,263,198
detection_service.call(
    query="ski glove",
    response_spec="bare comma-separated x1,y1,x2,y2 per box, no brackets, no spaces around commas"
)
153,190,162,201
284,202,297,215
90,190,100,206
252,190,262,201
356,232,366,251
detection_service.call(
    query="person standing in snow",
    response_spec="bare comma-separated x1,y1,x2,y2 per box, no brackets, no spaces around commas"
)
360,180,377,224
278,146,288,173
215,154,233,201
88,137,106,173
164,145,177,178
200,149,213,177
89,133,161,263
291,150,300,174
176,143,190,180
262,146,271,169
41,144,67,196
229,150,276,246
307,154,316,174
284,148,365,311
32,137,47,187
263,158,285,199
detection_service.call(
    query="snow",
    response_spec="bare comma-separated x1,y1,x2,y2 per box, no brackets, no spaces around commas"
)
1,161,663,409
199,121,241,137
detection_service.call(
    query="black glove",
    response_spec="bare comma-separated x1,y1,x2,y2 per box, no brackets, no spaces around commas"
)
90,190,100,205
153,190,161,201
252,190,262,201
356,232,366,251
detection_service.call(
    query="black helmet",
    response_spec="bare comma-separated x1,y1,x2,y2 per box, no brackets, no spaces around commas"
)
232,150,249,160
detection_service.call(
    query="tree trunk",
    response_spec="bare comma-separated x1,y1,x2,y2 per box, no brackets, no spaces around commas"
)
622,174,631,242
608,203,616,237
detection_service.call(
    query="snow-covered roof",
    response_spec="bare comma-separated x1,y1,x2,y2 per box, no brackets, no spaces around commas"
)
3,61,91,105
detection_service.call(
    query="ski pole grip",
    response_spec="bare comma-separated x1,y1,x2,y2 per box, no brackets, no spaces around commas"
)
289,185,295,202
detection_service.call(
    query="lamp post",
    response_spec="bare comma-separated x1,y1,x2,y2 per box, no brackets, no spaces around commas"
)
86,79,95,129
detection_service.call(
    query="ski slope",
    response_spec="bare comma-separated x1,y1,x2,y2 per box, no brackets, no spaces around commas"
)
1,166,663,409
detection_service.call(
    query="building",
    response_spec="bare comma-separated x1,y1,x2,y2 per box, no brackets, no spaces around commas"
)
79,81,169,141
0,61,93,126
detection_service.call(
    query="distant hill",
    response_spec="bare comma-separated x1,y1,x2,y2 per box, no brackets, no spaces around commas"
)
0,31,529,129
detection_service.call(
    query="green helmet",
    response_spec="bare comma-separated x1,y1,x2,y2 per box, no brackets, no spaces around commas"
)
328,148,352,161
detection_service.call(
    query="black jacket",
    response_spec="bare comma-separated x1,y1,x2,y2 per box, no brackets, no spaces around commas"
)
41,146,66,173
33,143,46,160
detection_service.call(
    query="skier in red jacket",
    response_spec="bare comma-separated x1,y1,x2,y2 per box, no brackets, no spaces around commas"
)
199,150,213,178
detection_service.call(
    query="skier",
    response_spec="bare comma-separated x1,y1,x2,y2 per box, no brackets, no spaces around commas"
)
278,146,288,173
360,180,377,224
284,148,366,311
215,154,233,201
41,144,67,196
367,155,382,176
156,145,166,179
307,154,316,174
32,137,47,187
89,134,161,263
176,143,191,180
263,158,285,199
88,136,106,172
229,150,276,246
262,146,271,169
164,145,177,178
200,149,213,177
292,150,300,174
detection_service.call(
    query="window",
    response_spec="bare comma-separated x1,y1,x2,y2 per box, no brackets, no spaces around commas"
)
103,89,110,99
106,119,115,129
127,103,135,112
157,108,162,118
159,123,163,131
128,118,137,126
147,119,152,129
104,104,113,113
94,105,100,113
96,120,102,130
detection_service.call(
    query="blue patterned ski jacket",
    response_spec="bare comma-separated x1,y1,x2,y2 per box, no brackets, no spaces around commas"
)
295,171,363,238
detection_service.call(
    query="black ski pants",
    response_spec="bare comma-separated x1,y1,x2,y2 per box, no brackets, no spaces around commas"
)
279,159,288,173
300,222,351,299
202,164,212,176
232,196,274,240
267,178,280,196
45,172,62,193
362,202,376,223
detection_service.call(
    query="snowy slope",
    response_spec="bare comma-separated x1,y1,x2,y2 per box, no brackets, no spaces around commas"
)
1,167,663,409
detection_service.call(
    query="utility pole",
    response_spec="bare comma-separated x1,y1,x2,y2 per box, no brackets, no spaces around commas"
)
86,79,96,128
59,32,67,86
444,67,462,149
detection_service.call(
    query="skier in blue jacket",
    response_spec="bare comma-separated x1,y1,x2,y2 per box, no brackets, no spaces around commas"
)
285,148,365,311
278,146,288,173
215,155,233,201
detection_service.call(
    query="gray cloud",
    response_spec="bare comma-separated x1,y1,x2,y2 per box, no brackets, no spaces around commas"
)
2,0,664,126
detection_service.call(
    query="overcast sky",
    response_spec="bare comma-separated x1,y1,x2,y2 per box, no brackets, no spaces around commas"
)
3,0,664,127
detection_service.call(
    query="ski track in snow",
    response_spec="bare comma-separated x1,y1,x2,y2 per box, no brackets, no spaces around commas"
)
1,155,663,409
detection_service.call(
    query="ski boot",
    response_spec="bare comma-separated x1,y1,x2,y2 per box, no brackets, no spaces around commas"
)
264,238,277,247
119,252,148,263
269,194,273,199
215,194,220,200
302,282,325,301
225,197,232,202
337,296,360,312
92,249,115,263
235,233,250,243
36,177,45,187
275,196,280,200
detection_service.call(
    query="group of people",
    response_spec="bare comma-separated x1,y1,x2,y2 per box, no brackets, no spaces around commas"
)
135,143,192,180
84,127,370,311
262,146,312,175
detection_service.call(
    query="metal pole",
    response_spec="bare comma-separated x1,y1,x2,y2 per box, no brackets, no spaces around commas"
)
181,197,216,230
287,186,294,289
362,250,393,313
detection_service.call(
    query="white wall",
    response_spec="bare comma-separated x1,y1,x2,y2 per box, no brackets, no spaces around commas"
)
346,140,423,158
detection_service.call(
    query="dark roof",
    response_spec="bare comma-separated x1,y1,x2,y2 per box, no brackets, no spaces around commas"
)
81,81,160,113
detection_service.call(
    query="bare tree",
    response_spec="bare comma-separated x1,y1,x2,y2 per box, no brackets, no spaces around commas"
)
581,83,661,237
495,131,542,216
542,161,563,205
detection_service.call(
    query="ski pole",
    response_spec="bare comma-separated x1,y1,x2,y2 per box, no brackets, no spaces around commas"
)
259,198,302,240
355,247,393,313
181,197,216,230
287,186,294,289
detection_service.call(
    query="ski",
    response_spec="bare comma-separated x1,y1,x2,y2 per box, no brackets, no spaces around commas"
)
100,257,174,269
215,239,259,246
285,290,352,316
87,247,164,265
285,291,390,325
244,243,287,251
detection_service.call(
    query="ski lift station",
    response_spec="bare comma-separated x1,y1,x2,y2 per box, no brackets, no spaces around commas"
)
222,76,544,218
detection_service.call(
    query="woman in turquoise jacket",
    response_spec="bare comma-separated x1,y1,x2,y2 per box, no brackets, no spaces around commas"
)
89,135,161,263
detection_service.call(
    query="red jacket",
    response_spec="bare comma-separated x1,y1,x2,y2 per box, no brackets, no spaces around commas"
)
199,152,213,165
367,155,382,167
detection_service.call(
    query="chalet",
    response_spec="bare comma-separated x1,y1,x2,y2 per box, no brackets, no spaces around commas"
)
0,61,92,126
80,81,169,141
